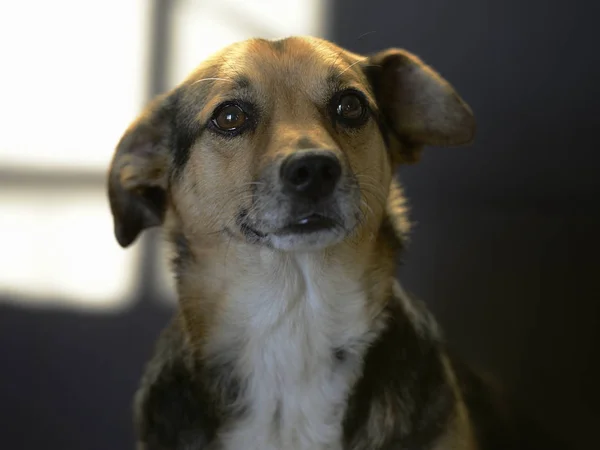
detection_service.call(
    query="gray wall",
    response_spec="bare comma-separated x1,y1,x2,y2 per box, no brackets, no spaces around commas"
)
327,1,599,448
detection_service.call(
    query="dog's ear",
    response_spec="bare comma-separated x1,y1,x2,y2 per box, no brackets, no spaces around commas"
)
107,91,176,248
364,48,476,163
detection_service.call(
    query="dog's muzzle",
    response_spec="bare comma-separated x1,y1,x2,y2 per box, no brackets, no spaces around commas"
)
234,148,357,249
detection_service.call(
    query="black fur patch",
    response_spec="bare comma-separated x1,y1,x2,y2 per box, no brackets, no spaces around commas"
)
171,107,203,174
334,348,347,362
362,62,396,152
134,323,219,449
169,231,193,282
134,321,244,449
343,299,454,449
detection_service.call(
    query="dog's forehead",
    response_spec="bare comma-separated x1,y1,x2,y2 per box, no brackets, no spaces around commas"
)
190,37,367,94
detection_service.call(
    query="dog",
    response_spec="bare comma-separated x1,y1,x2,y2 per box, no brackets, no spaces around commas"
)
108,36,541,450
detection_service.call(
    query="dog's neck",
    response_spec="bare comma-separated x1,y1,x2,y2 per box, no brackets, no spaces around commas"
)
173,226,396,349
169,179,409,353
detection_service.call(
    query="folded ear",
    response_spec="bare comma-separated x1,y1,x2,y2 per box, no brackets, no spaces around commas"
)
364,48,476,163
107,91,175,248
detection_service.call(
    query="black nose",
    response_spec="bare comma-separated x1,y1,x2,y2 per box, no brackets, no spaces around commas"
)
281,151,342,200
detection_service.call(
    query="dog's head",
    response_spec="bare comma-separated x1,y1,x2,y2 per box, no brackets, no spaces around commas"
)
108,37,474,252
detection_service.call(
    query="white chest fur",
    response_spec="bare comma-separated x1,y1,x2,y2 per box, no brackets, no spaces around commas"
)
213,252,375,450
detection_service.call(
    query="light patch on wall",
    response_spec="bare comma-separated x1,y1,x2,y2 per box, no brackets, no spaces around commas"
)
0,0,149,171
168,0,327,87
0,188,138,311
0,0,328,311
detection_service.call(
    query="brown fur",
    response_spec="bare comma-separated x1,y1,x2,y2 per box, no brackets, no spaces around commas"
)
108,36,484,450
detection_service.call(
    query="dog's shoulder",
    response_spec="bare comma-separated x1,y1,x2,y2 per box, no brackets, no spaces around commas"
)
343,282,457,449
342,282,565,450
133,317,220,450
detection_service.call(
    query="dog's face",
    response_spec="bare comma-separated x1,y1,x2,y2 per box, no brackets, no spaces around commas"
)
108,37,475,252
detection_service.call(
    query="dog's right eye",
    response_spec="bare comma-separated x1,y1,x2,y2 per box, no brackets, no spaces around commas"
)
211,103,248,133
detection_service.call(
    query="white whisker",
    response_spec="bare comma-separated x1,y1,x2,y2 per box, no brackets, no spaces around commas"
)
191,77,235,86
338,58,367,76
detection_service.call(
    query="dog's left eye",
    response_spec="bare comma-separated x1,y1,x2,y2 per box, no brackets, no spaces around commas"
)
212,103,248,132
333,90,368,127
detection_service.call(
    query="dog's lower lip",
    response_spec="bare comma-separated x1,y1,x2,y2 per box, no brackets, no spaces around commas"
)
279,214,337,234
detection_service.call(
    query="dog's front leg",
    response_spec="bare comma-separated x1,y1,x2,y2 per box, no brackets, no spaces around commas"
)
133,323,221,450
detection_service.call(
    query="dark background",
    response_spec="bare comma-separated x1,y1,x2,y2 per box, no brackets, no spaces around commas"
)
1,0,598,448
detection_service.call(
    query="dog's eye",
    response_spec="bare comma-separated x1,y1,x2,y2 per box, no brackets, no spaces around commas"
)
337,94,363,119
212,104,248,131
333,91,368,127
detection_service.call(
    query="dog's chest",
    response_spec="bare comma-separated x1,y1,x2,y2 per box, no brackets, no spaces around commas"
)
215,261,372,450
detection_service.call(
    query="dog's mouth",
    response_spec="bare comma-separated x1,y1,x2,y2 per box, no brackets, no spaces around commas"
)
237,211,340,242
276,214,339,235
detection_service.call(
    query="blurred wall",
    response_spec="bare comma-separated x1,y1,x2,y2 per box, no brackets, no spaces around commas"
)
0,0,598,449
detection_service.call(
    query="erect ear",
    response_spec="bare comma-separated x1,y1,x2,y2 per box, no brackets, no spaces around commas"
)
364,48,476,163
107,91,176,248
